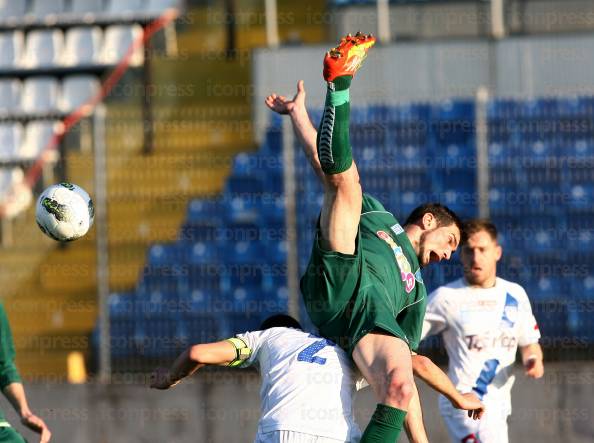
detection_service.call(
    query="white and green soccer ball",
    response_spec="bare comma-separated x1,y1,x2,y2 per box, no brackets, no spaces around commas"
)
35,182,95,242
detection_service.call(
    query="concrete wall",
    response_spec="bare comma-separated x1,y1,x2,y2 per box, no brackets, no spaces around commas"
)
5,362,594,442
253,33,594,142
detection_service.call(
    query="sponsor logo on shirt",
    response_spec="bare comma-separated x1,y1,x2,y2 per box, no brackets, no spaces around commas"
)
376,230,415,293
390,223,404,235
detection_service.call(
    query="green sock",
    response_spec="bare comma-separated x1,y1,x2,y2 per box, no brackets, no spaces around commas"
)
317,76,352,174
360,404,407,443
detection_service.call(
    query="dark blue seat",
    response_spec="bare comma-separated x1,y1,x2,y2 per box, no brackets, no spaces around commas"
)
137,266,181,295
186,198,225,224
179,222,218,243
225,174,266,196
147,243,187,267
188,241,220,266
568,184,594,210
108,293,136,358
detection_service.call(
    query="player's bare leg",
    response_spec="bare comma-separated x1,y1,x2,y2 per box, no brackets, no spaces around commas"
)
353,333,415,441
317,33,375,255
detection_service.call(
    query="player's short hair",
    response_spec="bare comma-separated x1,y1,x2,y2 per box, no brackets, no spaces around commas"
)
404,203,463,234
461,219,498,245
259,314,302,331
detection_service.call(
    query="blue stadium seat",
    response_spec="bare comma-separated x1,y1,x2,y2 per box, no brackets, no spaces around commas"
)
569,140,594,158
266,239,287,265
188,241,219,266
225,174,266,196
568,184,594,210
179,222,218,243
179,264,221,293
108,294,136,358
138,266,181,295
148,243,187,266
186,198,225,224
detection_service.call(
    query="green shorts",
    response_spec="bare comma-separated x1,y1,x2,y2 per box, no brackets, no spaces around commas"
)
300,227,409,356
0,426,27,443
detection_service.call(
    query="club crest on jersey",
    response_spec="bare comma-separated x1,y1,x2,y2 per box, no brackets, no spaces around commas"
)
376,230,415,293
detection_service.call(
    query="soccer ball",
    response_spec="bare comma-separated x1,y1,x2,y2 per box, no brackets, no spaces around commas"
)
35,182,95,242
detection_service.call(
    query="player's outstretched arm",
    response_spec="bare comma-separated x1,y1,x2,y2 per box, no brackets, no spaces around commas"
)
265,81,325,183
520,343,544,378
404,381,429,443
411,354,485,420
150,340,237,390
3,383,51,443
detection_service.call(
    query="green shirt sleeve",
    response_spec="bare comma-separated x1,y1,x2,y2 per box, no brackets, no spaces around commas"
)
361,193,388,213
0,303,21,390
397,295,427,352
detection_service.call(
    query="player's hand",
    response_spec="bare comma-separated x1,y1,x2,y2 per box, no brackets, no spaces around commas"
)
150,367,179,390
524,358,544,379
453,392,485,420
265,80,306,115
20,411,51,443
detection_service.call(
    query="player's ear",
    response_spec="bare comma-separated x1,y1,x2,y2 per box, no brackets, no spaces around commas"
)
494,244,503,262
421,212,436,230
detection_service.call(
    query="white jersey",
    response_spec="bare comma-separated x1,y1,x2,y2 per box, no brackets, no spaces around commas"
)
422,277,541,413
236,327,361,442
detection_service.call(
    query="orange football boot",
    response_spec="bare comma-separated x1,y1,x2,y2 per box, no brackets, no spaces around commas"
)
323,32,376,83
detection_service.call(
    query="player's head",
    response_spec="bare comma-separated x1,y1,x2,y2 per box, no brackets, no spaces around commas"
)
259,314,302,331
460,219,502,288
404,203,463,267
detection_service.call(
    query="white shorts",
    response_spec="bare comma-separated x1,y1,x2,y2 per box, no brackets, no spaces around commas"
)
440,401,509,443
254,430,352,443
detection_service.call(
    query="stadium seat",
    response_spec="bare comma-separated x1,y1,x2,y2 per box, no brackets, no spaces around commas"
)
0,80,21,115
0,0,26,22
60,75,100,112
225,174,266,196
224,196,262,225
70,0,104,15
570,140,594,158
179,264,220,293
28,0,66,19
22,30,64,68
21,77,60,114
138,265,180,295
105,0,144,15
188,241,219,266
108,293,136,358
0,123,23,161
147,0,180,14
0,168,31,219
101,25,144,66
186,198,225,224
21,121,59,160
179,222,218,243
568,184,594,210
148,243,187,267
0,31,24,69
63,27,103,67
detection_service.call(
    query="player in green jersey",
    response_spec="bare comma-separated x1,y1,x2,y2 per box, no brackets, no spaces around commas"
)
266,33,464,442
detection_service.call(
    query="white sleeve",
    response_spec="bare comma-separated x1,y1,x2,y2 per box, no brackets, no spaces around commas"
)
421,289,448,340
234,329,267,368
517,288,541,346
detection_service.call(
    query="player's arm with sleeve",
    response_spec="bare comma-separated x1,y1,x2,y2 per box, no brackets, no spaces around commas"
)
150,332,260,390
0,304,51,442
421,288,448,340
518,288,544,378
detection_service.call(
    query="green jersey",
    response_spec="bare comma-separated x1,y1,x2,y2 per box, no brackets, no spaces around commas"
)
0,303,22,425
300,194,427,355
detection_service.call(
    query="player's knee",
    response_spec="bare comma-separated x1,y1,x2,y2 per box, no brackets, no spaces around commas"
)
385,374,414,406
324,168,360,191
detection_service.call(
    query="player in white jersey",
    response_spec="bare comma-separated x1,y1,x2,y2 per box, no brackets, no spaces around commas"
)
151,314,485,442
421,219,544,443
151,314,361,442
